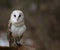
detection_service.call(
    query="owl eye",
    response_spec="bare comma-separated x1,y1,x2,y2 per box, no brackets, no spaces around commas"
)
19,15,21,17
14,15,16,17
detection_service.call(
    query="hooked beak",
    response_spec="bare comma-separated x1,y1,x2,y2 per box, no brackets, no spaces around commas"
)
17,17,19,21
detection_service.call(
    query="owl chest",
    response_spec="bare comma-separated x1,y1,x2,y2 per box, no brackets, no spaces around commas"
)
11,26,18,33
10,25,26,36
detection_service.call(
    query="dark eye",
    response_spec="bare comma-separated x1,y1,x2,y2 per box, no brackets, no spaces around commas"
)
14,15,16,17
19,15,21,17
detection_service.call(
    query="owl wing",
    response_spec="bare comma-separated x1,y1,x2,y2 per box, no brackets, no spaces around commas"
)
8,20,12,32
8,20,12,42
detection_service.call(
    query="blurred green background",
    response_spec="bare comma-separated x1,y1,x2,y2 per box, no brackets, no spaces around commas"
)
0,0,60,50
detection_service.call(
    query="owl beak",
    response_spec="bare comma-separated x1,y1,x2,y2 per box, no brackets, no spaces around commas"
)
17,18,19,21
17,16,20,21
17,19,18,21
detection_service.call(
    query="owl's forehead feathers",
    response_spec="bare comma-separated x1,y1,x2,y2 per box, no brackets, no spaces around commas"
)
11,10,23,15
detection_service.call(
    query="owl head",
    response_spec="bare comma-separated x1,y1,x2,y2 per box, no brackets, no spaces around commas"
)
10,10,24,24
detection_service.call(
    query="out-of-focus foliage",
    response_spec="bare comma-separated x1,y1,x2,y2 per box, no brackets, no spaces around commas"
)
0,0,60,50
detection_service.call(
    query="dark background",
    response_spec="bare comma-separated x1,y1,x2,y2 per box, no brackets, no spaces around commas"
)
0,0,60,50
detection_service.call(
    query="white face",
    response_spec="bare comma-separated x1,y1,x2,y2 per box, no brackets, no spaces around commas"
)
10,10,24,24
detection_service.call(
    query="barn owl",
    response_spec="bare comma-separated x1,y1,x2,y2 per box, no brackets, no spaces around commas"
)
8,10,26,47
